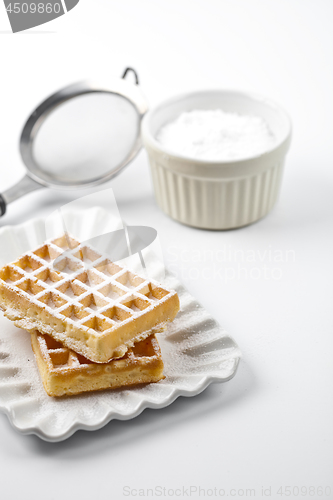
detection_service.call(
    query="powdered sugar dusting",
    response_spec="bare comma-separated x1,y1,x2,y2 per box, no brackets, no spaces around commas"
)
157,109,276,161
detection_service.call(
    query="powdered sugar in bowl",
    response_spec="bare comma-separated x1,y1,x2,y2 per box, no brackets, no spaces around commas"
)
141,90,292,229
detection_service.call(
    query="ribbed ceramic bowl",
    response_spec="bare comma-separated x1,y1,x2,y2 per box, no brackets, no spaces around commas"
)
142,90,292,229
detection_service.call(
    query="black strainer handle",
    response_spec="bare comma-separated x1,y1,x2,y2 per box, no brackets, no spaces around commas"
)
0,194,6,217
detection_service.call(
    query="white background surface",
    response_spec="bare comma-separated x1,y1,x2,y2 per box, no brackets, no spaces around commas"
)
0,1,332,499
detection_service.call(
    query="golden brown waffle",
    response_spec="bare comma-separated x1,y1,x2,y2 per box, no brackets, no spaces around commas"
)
31,330,164,397
0,234,179,363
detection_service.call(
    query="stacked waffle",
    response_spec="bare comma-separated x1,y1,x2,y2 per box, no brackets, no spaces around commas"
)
0,234,179,396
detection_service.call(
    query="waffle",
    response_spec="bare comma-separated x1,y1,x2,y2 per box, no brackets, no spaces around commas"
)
0,234,179,363
31,330,164,397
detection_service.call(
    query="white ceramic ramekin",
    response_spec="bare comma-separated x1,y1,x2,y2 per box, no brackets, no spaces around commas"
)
141,90,292,229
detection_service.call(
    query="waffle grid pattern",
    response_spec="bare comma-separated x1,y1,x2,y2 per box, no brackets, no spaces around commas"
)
0,234,172,338
36,332,161,372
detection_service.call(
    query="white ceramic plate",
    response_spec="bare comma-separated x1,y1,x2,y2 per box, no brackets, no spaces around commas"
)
0,209,241,441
